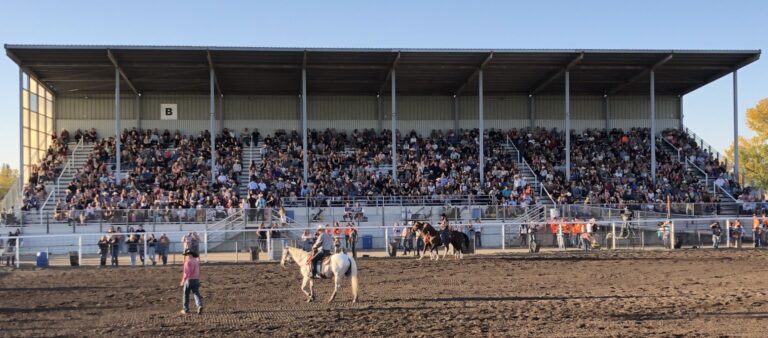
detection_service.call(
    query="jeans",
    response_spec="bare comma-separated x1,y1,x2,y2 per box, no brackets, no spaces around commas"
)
157,247,168,265
129,252,137,266
148,246,156,265
100,250,108,266
182,279,203,311
475,232,482,248
311,250,330,276
712,235,720,248
111,247,119,266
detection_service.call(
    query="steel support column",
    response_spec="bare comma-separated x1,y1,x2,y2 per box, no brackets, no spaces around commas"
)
136,94,141,130
376,95,382,133
209,67,216,183
565,71,571,182
18,68,23,192
453,95,459,133
114,68,122,185
391,69,398,183
650,70,657,184
678,95,684,130
529,95,535,129
479,70,485,185
604,95,610,129
218,94,223,133
733,70,739,180
301,68,308,182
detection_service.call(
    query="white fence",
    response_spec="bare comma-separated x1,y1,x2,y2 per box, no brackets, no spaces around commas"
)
1,215,764,269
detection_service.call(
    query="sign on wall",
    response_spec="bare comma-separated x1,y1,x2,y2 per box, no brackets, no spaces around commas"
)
160,104,178,120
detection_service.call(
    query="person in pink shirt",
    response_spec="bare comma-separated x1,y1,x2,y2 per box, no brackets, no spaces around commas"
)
179,249,203,315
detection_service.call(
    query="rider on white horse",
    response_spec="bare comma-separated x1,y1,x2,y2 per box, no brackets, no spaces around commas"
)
311,225,334,279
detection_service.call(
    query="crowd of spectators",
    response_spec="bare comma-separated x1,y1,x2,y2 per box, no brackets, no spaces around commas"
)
51,128,243,224
513,127,719,207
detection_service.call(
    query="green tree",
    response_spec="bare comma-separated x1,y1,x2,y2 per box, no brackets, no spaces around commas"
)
0,164,18,201
726,98,768,190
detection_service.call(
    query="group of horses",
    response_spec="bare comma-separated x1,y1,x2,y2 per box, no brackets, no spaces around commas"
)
281,221,470,303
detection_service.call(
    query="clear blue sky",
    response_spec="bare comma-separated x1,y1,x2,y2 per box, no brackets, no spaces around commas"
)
0,0,765,169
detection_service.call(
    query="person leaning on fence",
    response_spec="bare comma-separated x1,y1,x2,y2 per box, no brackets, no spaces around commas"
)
439,214,450,245
732,220,744,249
146,234,158,265
401,226,413,256
126,235,140,267
108,234,120,266
710,222,722,249
179,249,203,315
157,234,170,265
752,214,762,248
98,236,109,266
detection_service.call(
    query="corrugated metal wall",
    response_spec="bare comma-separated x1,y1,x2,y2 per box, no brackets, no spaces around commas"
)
56,94,681,136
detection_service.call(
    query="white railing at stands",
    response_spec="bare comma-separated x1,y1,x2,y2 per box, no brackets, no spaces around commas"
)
507,138,556,206
714,182,737,203
683,127,723,162
661,137,681,162
39,138,84,215
685,159,709,186
206,209,245,247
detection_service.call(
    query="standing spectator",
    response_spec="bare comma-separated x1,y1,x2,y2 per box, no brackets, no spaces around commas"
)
732,220,744,249
580,230,592,252
126,234,139,267
438,214,449,246
301,229,313,251
710,222,722,249
138,235,146,266
97,236,109,266
157,234,170,265
147,234,158,265
474,222,482,248
108,234,120,266
348,223,358,258
518,223,528,248
179,249,204,315
402,225,413,256
752,215,762,248
392,222,401,247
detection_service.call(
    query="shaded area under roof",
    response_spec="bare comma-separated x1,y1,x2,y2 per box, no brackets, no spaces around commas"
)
4,45,760,96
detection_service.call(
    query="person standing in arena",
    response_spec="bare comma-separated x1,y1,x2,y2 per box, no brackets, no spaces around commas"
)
439,214,450,246
157,233,170,265
108,234,120,266
710,222,722,249
97,236,109,266
752,214,761,248
180,249,203,315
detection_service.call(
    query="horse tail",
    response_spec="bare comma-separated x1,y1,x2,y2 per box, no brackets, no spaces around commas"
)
348,256,359,302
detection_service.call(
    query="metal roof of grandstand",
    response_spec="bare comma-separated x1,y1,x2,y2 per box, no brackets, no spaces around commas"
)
4,45,761,96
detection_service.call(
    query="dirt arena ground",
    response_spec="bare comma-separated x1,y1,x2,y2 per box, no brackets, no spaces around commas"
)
2,249,768,337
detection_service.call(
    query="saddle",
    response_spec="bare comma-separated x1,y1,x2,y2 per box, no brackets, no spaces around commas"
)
307,255,333,278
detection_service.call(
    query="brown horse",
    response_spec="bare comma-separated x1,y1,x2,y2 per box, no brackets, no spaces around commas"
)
411,221,469,260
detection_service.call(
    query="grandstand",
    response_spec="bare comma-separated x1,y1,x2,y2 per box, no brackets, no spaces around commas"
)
1,45,763,254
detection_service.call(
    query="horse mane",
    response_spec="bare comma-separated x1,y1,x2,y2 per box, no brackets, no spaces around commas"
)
286,246,310,264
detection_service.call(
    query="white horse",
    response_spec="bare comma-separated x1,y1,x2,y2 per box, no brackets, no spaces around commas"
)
281,246,359,303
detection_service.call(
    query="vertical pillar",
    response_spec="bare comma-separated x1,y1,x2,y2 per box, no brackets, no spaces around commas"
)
453,95,459,133
136,94,142,130
301,67,308,182
376,95,382,133
678,95,684,130
733,70,739,180
564,71,571,182
218,94,224,133
391,69,398,183
604,95,610,129
18,68,23,192
479,70,485,185
529,95,534,129
650,70,657,185
209,67,216,183
115,68,122,184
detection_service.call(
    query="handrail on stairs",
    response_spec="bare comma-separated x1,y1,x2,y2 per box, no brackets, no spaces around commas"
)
507,139,556,206
661,137,681,162
39,138,84,221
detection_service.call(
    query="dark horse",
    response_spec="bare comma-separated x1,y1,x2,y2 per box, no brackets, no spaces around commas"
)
411,221,470,260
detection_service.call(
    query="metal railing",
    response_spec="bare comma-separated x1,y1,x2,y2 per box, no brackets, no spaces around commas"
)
683,127,723,162
661,137,681,161
39,138,84,214
506,138,557,206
